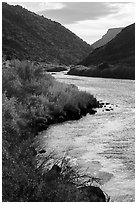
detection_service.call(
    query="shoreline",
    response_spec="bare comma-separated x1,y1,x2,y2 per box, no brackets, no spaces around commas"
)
3,59,109,202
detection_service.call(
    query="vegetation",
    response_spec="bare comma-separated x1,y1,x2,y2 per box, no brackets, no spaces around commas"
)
2,2,92,65
39,63,69,72
77,23,135,80
68,63,135,80
2,59,99,201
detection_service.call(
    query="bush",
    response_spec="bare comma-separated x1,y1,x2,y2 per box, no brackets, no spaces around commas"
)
2,59,98,201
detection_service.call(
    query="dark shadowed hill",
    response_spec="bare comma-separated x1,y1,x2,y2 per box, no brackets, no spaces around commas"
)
68,23,135,79
2,3,92,65
92,27,123,49
80,23,135,67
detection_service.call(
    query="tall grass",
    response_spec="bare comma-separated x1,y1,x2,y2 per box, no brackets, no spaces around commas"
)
2,59,98,201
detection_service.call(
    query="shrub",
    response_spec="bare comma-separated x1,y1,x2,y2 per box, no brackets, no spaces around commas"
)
2,59,98,201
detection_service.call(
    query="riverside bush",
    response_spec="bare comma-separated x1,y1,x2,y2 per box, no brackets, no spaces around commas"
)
2,59,98,201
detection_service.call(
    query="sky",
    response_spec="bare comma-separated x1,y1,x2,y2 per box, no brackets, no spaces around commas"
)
8,1,135,44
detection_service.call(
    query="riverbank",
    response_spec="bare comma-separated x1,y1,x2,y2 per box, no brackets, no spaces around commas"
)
67,64,135,80
49,72,135,202
3,59,109,201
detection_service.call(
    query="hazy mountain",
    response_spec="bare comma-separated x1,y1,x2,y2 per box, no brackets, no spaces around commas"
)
2,3,92,65
68,23,135,79
92,27,123,49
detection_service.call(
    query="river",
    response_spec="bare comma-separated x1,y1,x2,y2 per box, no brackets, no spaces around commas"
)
37,72,135,202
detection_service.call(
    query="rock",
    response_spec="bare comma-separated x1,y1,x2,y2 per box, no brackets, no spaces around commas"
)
51,165,61,174
99,102,104,108
39,149,46,154
89,109,97,114
105,109,110,111
99,105,103,108
79,186,110,202
43,165,61,182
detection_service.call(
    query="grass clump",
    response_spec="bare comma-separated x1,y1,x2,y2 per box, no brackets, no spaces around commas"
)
2,59,99,201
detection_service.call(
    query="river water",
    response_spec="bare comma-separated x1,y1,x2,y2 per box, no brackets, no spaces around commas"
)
38,72,135,202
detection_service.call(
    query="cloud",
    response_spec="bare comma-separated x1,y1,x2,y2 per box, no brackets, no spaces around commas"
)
62,2,135,44
8,2,135,44
38,2,120,24
8,2,65,13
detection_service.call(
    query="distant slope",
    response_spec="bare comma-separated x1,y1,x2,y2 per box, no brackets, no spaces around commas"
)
92,28,123,49
2,3,92,65
80,23,135,67
68,24,135,79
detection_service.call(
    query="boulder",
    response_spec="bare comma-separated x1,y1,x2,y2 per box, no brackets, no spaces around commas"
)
39,149,46,154
89,109,97,114
43,165,61,182
79,186,110,202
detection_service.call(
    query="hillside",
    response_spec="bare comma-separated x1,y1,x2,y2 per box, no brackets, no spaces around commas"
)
68,23,135,79
2,3,92,65
80,23,135,67
92,27,123,49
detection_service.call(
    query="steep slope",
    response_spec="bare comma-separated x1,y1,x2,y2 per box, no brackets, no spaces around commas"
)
68,23,135,79
92,28,123,49
2,3,92,65
80,23,135,66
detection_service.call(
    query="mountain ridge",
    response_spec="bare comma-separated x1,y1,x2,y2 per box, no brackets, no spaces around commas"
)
2,3,92,65
92,27,123,49
68,23,135,79
80,23,135,66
